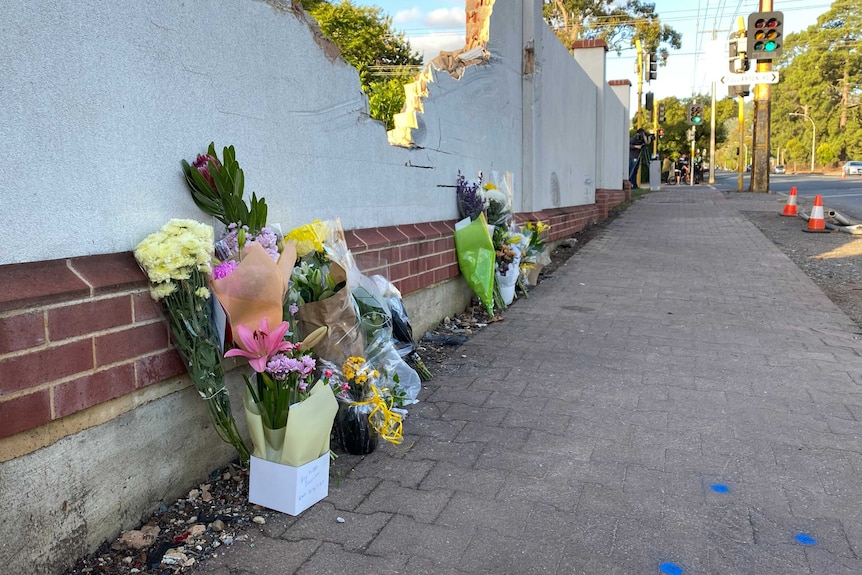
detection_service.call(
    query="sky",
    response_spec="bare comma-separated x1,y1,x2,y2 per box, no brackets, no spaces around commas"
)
356,0,833,108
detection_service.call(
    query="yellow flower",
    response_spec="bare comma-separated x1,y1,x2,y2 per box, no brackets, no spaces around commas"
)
287,220,328,257
150,282,177,301
195,287,211,299
483,182,497,191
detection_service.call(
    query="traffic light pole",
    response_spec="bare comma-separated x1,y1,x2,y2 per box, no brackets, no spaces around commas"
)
748,0,774,193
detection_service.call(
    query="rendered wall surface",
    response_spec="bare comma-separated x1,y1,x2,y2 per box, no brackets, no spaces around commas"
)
0,1,630,573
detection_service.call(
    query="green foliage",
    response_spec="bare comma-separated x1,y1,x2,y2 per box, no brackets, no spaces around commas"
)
642,95,731,159
367,76,410,130
770,0,862,166
301,0,422,129
543,0,681,62
181,143,268,234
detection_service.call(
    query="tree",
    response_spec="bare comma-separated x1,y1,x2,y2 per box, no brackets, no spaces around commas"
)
300,0,422,129
770,0,862,165
543,0,681,63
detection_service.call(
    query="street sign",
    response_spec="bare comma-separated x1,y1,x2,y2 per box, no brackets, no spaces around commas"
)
720,71,779,86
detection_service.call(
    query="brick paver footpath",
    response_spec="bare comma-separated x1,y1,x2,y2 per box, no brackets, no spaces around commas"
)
195,189,862,574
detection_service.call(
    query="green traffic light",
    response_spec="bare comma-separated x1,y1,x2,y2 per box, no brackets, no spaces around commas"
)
693,117,702,124
765,41,776,51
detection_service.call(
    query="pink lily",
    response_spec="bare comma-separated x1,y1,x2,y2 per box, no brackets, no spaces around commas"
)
224,318,293,373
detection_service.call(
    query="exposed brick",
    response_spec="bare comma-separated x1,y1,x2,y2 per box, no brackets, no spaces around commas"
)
416,270,438,290
351,228,388,250
434,237,456,253
54,364,136,418
424,253,445,271
413,222,443,239
0,390,51,439
133,291,163,322
0,259,90,313
397,275,423,295
344,229,366,251
136,349,186,388
0,311,46,354
70,252,147,295
0,339,93,395
48,296,133,341
398,224,427,242
388,262,411,282
399,242,421,261
95,322,169,367
377,225,409,244
571,38,608,52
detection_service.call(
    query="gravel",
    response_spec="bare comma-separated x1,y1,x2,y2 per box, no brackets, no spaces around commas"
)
731,191,862,331
61,191,862,574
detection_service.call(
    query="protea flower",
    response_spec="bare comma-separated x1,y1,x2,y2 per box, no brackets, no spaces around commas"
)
192,153,220,190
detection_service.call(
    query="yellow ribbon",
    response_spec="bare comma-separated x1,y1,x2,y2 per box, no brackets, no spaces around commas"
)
350,384,403,445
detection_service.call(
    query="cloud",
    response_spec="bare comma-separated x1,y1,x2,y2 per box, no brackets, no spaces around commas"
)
393,7,422,26
425,7,465,28
407,32,465,63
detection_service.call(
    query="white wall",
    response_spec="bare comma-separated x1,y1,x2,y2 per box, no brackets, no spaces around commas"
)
0,0,618,266
603,84,629,189
531,25,598,210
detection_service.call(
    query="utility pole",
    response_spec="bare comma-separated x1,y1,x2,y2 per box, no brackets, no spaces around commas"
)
635,37,644,130
700,26,730,185
748,0,774,193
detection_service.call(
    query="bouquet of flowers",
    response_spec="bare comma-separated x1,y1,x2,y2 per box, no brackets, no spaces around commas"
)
328,355,405,454
456,171,487,221
492,226,522,308
182,142,268,236
520,220,551,285
286,219,363,363
223,315,335,465
134,219,250,462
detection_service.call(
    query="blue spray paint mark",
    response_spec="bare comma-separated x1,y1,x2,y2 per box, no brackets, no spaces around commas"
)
659,562,683,575
710,483,729,493
795,533,816,545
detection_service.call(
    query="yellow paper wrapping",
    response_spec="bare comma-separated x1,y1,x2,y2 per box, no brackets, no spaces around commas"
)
211,240,297,334
244,380,338,467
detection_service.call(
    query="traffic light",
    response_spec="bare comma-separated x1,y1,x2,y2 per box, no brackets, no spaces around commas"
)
728,35,749,73
645,91,654,111
658,128,665,140
658,103,666,123
747,11,783,59
645,109,653,123
687,103,704,126
648,52,657,80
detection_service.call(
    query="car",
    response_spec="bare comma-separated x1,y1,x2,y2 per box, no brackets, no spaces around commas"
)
843,161,862,175
773,165,786,174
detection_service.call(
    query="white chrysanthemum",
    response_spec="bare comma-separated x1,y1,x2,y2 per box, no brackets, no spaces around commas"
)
150,282,177,301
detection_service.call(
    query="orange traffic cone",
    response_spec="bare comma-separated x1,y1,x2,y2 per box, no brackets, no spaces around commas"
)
782,187,798,217
804,194,829,233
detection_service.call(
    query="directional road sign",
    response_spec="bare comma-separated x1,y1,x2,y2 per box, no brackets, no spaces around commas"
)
719,71,779,86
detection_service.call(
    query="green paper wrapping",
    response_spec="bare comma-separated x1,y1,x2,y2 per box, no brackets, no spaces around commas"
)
453,212,495,315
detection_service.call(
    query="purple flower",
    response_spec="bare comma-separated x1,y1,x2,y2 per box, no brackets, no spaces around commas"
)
212,260,238,280
252,227,280,261
456,171,486,220
300,355,316,376
288,303,299,316
266,353,304,379
192,154,220,190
